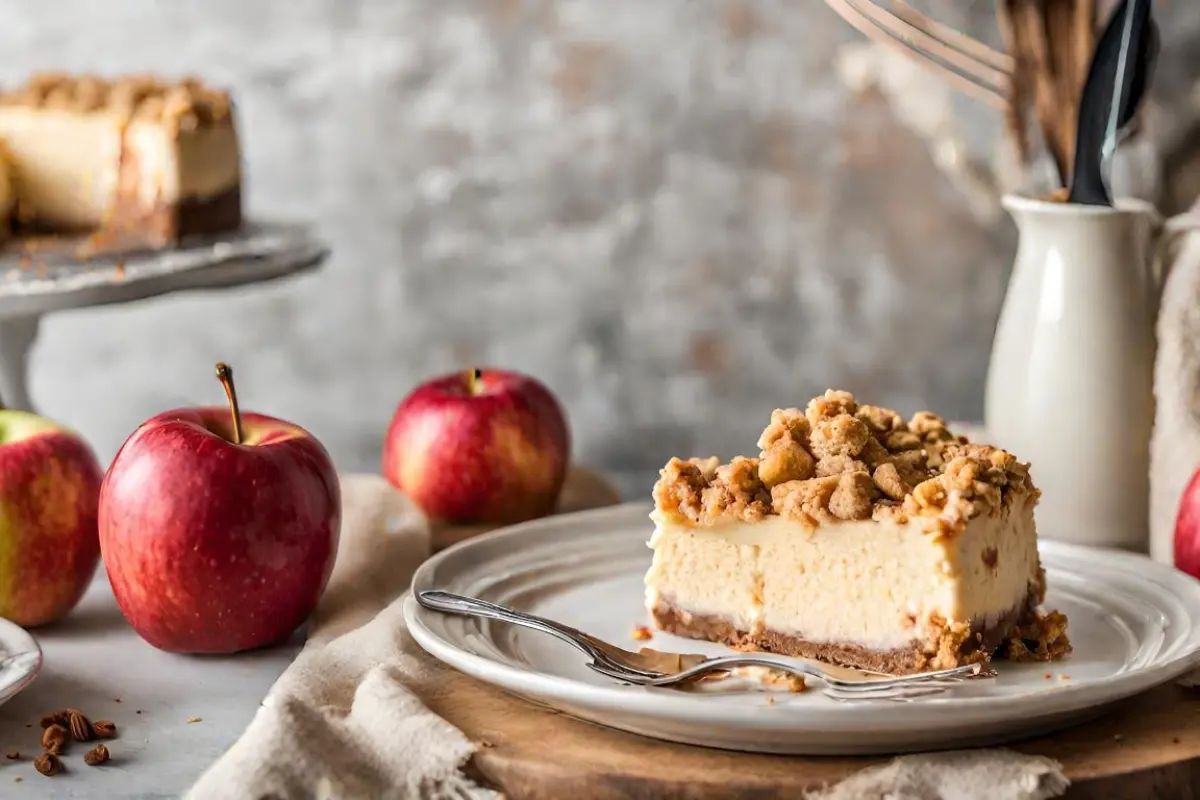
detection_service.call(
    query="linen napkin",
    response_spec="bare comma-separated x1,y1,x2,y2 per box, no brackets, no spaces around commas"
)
187,473,1069,800
806,751,1067,800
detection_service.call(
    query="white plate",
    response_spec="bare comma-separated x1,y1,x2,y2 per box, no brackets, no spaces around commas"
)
405,503,1200,754
0,618,42,708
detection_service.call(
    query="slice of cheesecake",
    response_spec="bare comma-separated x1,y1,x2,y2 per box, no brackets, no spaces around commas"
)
645,390,1071,675
0,73,242,246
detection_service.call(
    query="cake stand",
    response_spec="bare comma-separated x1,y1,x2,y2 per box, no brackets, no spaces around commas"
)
0,222,329,412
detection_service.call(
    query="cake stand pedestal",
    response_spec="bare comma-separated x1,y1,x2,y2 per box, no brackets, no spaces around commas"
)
0,221,328,411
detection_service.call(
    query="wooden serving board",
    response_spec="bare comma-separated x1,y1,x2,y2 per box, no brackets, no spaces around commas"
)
429,670,1200,799
429,469,1200,799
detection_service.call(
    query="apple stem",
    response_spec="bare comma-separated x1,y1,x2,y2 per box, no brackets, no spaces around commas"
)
467,368,482,396
214,362,244,445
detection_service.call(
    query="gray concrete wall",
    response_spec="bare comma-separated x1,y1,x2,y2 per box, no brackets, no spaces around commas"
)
3,0,1199,497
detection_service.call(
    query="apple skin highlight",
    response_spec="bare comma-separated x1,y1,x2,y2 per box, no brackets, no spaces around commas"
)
383,369,570,525
99,408,341,654
0,413,104,627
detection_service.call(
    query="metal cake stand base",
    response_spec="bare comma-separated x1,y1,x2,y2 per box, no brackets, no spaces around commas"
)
0,221,329,412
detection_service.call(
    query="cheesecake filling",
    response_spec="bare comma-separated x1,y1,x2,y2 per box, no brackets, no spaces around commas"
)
645,493,1042,670
125,120,241,209
0,109,122,229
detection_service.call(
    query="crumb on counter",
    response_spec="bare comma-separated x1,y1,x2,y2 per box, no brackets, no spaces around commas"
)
630,624,653,641
186,717,202,724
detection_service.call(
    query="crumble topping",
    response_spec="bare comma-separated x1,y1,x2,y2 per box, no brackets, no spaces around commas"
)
917,599,1070,671
653,389,1037,532
0,73,233,130
997,610,1072,662
917,614,988,672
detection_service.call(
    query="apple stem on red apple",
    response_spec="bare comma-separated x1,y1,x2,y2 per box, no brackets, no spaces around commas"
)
467,368,482,396
214,362,244,445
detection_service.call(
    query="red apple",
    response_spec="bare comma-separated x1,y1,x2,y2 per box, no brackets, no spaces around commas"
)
0,410,103,627
1176,468,1200,579
383,368,570,524
99,363,340,654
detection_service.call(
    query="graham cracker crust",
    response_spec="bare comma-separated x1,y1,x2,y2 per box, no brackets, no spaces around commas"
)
650,599,1034,675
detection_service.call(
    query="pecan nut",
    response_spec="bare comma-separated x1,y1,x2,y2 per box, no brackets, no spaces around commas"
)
41,724,68,755
83,744,110,766
33,752,61,776
67,711,93,742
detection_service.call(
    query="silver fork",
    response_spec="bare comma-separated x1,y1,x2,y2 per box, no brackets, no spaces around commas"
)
416,590,995,701
587,653,991,702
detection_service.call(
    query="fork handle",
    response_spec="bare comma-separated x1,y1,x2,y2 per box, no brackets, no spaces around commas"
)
416,590,605,662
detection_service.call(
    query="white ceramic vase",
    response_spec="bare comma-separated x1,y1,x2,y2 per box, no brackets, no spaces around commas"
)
985,195,1165,551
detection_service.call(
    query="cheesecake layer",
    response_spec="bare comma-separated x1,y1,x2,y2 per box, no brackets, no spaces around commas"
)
0,108,122,230
645,491,1041,671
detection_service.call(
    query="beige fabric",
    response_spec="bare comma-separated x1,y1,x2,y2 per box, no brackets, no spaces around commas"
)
187,473,1067,800
186,474,493,800
1151,207,1200,563
807,750,1068,800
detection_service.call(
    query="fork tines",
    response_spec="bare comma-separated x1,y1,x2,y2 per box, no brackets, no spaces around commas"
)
825,0,1013,109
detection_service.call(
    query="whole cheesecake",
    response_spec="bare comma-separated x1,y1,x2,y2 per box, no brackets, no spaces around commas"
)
645,390,1071,675
0,72,242,246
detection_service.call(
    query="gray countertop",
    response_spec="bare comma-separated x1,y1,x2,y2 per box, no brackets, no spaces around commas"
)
0,572,300,798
